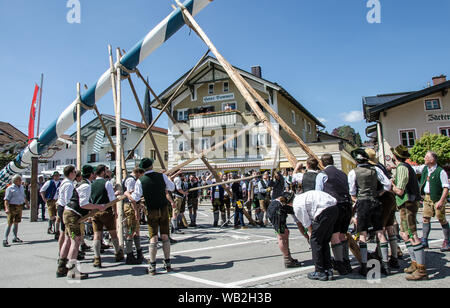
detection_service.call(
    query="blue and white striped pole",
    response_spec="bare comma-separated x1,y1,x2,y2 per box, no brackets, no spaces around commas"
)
0,0,213,189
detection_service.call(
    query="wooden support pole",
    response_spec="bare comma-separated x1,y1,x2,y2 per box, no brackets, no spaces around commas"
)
237,75,324,169
189,174,260,192
76,83,82,171
78,196,127,224
30,157,38,222
127,76,166,170
164,120,259,175
125,49,210,161
93,105,116,152
175,0,298,168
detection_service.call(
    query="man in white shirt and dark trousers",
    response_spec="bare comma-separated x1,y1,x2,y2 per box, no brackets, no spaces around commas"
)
348,148,392,277
293,190,338,281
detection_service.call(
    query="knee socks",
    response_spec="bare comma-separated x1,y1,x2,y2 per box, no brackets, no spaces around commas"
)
149,242,158,263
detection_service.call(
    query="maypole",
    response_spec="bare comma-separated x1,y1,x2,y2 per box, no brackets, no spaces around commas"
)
0,0,213,189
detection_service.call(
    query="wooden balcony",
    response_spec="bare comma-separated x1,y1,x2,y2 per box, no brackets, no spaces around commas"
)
189,110,243,130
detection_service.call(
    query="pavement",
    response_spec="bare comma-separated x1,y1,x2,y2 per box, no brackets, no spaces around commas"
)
0,202,449,288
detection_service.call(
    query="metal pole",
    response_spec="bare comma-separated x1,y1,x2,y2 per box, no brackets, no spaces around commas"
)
36,73,43,137
30,157,38,222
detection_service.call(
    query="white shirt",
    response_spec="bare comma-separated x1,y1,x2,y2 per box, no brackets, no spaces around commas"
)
40,180,62,200
293,191,337,229
131,170,175,202
65,179,91,216
348,164,392,196
413,164,449,194
56,179,74,207
124,177,136,193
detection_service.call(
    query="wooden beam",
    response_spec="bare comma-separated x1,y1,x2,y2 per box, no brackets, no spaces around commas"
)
164,120,259,176
125,49,210,161
188,174,259,192
127,76,166,169
76,83,82,171
175,0,298,168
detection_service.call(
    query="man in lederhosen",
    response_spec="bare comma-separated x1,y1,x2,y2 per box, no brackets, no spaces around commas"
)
172,173,188,233
3,175,29,247
187,175,200,227
123,167,145,265
57,165,107,279
126,158,175,275
413,151,450,252
391,145,428,281
208,174,226,227
40,171,61,238
258,172,272,226
293,158,326,193
91,165,122,268
365,148,401,270
348,148,392,277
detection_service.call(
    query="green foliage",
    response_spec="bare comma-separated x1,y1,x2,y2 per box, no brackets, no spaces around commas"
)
332,125,362,147
410,133,450,166
0,154,15,170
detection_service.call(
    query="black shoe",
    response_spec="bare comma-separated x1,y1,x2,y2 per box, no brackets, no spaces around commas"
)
12,238,23,243
169,237,177,244
173,229,184,235
307,271,328,281
47,228,54,235
358,263,368,277
388,257,400,269
381,261,391,276
126,253,140,265
327,269,335,281
54,232,60,241
164,259,173,272
80,243,91,252
343,259,353,274
3,240,10,247
136,249,144,263
77,251,85,261
334,260,349,275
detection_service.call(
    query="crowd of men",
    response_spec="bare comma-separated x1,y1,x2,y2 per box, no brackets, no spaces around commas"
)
2,144,449,282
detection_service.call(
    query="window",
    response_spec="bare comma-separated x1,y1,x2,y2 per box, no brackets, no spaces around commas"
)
208,84,214,95
177,109,189,122
304,118,307,131
222,102,237,111
252,134,266,147
308,123,312,134
425,99,441,111
399,130,416,148
223,82,229,93
224,136,238,150
291,111,296,125
110,127,117,136
164,151,169,161
178,140,189,152
440,127,450,137
89,154,98,163
125,150,135,159
150,150,156,160
121,128,127,135
201,138,210,150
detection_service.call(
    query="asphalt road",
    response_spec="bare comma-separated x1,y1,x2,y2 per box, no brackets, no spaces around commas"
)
0,203,449,288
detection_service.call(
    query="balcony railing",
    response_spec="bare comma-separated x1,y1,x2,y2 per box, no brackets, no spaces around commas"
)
189,110,243,130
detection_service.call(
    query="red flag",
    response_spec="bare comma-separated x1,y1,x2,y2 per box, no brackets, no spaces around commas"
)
28,84,40,144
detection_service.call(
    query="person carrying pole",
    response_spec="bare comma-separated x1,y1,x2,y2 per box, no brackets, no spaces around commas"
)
126,158,175,275
90,165,123,268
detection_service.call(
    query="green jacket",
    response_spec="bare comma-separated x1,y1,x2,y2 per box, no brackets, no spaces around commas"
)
420,165,444,202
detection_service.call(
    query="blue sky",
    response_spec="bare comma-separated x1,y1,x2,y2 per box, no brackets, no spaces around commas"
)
1,0,450,141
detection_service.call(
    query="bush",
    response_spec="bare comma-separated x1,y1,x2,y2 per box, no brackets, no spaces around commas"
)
410,133,450,166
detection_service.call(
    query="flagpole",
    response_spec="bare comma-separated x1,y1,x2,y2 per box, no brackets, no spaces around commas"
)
36,73,44,137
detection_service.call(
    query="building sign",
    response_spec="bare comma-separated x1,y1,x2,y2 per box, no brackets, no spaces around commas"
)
426,113,450,123
203,93,235,103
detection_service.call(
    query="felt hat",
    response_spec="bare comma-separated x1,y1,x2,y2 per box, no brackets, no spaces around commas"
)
391,145,411,159
351,148,369,163
365,148,378,165
139,158,154,169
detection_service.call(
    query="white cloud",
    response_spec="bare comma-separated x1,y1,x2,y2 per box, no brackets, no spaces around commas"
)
341,111,364,123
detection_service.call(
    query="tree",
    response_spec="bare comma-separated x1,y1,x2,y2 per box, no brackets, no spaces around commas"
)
332,125,362,147
0,153,15,170
410,133,450,166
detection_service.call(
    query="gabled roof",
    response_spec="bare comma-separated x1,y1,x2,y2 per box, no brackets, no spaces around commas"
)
70,114,167,139
363,80,450,122
0,121,27,145
151,56,325,128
